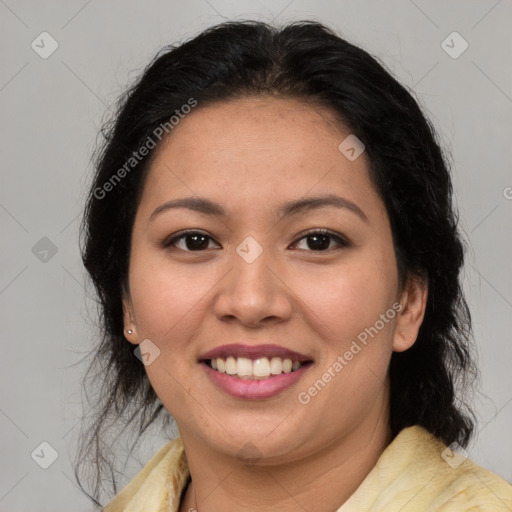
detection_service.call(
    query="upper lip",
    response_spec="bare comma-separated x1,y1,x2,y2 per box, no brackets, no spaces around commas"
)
199,344,312,362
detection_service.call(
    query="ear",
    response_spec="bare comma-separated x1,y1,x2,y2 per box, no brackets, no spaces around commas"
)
393,274,428,352
122,292,138,345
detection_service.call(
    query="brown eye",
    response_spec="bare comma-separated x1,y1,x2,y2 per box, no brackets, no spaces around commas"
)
182,233,210,250
164,231,220,251
292,230,349,252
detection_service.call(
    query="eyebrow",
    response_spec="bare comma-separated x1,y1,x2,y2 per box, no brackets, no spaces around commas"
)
149,194,368,223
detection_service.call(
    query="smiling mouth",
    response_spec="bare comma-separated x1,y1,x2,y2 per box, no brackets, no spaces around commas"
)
204,356,311,380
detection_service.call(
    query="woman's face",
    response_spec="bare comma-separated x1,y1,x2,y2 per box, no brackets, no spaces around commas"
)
124,97,425,464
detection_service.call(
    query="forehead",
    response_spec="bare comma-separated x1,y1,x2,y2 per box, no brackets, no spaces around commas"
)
138,97,380,219
155,96,348,164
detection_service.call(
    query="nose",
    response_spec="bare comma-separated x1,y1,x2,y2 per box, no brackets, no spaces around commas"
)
212,245,293,328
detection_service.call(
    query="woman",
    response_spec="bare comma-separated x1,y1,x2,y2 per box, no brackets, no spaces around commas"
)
78,20,512,511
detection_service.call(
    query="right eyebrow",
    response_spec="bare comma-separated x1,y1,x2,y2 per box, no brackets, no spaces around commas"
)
149,197,226,222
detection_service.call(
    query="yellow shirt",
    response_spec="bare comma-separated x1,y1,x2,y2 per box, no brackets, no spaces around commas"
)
104,425,512,511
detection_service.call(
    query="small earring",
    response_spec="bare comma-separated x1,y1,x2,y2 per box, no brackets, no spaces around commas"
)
127,329,133,334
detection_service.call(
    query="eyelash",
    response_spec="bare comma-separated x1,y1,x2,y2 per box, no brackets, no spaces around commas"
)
162,229,350,253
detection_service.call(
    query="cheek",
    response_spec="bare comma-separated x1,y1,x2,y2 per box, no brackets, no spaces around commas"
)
292,261,397,430
127,256,211,417
128,252,217,339
292,252,398,346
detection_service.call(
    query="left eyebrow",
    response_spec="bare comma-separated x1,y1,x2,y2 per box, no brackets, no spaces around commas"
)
277,194,368,223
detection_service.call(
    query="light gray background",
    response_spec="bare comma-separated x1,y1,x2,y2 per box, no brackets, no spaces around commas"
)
1,1,511,510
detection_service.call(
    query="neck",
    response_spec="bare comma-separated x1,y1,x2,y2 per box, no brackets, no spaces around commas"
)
179,394,391,512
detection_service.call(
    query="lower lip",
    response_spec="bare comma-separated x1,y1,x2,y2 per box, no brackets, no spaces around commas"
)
202,363,311,399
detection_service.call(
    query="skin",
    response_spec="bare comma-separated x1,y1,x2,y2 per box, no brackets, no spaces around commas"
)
123,97,428,512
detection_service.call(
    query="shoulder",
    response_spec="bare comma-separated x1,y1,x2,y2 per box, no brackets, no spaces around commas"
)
103,437,189,512
340,425,512,511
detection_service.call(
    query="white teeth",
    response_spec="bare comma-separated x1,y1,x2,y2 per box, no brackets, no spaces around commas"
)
282,358,292,373
269,357,283,375
236,357,253,376
209,356,304,379
225,356,237,375
253,357,271,377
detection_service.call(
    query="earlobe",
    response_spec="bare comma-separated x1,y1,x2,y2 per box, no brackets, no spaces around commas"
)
122,296,138,345
392,275,428,353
